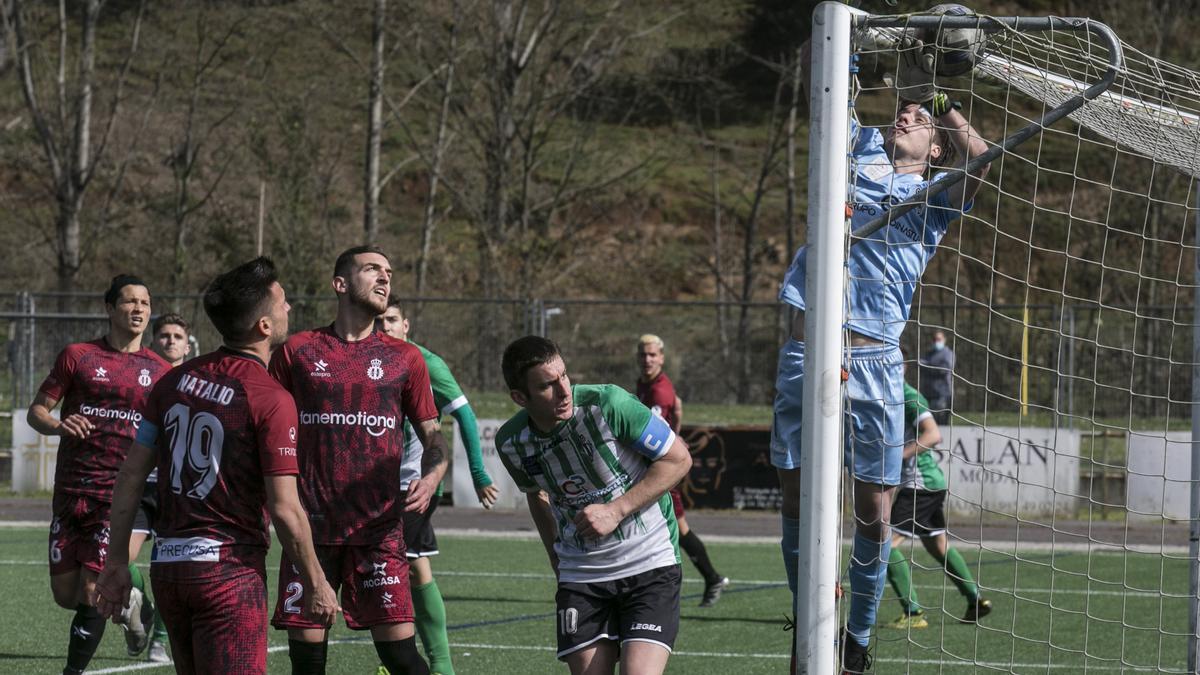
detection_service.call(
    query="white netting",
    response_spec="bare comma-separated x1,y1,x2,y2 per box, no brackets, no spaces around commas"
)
974,22,1200,178
823,8,1200,673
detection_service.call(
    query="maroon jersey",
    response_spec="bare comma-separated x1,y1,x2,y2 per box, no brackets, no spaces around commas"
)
270,326,437,545
38,339,170,501
637,371,679,430
142,348,300,582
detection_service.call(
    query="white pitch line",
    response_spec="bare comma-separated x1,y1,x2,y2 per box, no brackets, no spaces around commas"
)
69,634,1193,673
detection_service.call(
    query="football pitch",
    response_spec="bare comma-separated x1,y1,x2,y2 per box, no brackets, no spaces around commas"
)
0,526,1191,673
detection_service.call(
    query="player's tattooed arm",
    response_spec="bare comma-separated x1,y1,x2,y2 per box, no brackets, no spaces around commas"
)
28,391,92,439
405,418,449,514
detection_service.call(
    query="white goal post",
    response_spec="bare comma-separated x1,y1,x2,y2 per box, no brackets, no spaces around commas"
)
798,2,1200,672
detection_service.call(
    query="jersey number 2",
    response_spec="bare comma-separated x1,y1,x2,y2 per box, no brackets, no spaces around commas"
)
165,403,225,500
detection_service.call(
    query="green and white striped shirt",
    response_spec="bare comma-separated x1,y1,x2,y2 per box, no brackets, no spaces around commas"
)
495,384,681,583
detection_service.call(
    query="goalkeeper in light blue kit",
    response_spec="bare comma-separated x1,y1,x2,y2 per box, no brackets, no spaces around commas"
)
772,38,993,672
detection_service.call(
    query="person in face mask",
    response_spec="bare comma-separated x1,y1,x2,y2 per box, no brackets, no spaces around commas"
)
918,330,955,426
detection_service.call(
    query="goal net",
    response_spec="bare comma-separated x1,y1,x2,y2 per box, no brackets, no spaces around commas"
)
798,3,1200,672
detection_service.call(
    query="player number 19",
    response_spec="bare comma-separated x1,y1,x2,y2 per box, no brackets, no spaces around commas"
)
165,403,225,501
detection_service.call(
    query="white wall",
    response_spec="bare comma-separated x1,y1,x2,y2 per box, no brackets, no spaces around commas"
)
451,418,525,510
935,425,1081,517
12,408,58,493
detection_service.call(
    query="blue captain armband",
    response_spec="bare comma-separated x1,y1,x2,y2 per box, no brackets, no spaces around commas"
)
135,419,160,446
634,413,676,461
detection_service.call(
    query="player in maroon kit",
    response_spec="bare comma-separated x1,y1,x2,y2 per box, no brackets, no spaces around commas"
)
27,274,171,675
636,334,729,607
269,245,449,675
95,257,339,675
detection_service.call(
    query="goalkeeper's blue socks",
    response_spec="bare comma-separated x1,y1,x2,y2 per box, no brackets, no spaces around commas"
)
846,532,891,647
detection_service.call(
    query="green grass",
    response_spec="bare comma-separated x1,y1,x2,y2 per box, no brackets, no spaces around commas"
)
0,527,1191,673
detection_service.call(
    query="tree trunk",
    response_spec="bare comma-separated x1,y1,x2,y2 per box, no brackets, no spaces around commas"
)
416,16,457,301
363,0,386,244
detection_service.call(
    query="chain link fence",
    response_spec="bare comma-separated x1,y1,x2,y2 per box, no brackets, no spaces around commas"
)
1,291,1194,431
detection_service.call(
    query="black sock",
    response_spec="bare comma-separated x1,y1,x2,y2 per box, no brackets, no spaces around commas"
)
65,604,106,674
680,530,722,584
287,639,328,675
374,637,429,675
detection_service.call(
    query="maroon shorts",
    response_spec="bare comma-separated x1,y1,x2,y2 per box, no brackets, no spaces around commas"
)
670,487,685,520
152,566,268,675
272,537,413,630
48,493,110,576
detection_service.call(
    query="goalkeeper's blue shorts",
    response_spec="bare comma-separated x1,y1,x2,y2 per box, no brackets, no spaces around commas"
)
770,338,903,486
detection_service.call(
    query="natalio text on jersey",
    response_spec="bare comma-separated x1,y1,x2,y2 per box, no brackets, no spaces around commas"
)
176,373,235,405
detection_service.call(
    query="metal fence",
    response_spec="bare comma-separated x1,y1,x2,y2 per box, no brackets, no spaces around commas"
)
1,292,1195,427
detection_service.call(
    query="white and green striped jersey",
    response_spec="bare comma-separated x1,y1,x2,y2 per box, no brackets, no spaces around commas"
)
400,343,468,490
899,383,946,491
494,384,681,583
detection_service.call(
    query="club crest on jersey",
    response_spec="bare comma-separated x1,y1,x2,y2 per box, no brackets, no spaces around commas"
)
138,369,152,387
93,367,108,381
367,358,384,381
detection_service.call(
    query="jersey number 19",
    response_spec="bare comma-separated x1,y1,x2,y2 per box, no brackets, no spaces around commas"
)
165,403,225,501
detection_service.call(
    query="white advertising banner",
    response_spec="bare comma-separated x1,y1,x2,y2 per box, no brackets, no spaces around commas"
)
935,425,1081,517
452,418,525,510
12,408,58,493
1126,431,1192,521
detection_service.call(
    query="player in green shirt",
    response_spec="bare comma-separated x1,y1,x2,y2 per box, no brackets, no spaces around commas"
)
496,336,692,675
885,357,991,629
379,298,498,675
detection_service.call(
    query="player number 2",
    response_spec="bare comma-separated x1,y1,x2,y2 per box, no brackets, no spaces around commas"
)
165,403,225,501
284,582,304,614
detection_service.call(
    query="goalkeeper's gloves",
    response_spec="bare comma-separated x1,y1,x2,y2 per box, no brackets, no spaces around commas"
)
928,91,962,117
894,37,937,103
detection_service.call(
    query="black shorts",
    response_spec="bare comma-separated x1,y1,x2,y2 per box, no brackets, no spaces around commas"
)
400,494,439,558
891,488,947,538
132,480,158,535
555,564,681,661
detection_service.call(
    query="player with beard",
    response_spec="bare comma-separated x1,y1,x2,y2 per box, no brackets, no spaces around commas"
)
27,274,171,675
96,256,338,674
269,245,448,675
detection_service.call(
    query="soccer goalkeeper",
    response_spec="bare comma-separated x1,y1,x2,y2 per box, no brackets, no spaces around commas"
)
772,36,993,673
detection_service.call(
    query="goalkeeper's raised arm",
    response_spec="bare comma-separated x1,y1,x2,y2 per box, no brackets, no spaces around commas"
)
893,36,991,210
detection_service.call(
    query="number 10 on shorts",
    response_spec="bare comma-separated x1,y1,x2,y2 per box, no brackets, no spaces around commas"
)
558,607,578,635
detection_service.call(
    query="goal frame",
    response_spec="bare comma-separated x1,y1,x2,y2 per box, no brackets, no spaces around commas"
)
793,3,1176,673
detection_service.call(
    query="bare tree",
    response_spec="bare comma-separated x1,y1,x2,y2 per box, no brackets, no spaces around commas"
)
363,0,386,244
10,0,149,296
161,6,243,297
423,0,674,384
